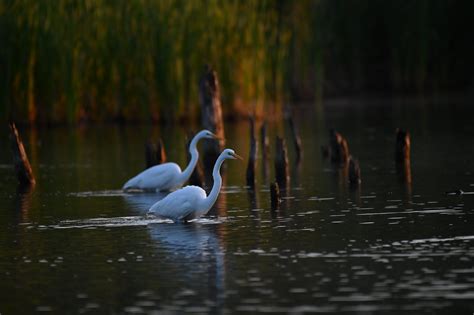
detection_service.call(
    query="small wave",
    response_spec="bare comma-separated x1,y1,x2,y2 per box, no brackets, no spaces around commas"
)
68,190,130,197
46,215,225,230
54,216,171,229
357,208,462,216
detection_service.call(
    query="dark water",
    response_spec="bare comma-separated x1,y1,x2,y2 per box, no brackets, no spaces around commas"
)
1,100,474,314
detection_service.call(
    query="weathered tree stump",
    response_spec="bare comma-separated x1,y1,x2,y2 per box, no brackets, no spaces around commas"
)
348,156,361,186
246,116,258,188
329,129,350,165
9,123,36,187
395,128,410,164
274,136,289,187
145,139,166,169
199,65,225,170
287,115,302,163
186,132,205,187
270,181,280,211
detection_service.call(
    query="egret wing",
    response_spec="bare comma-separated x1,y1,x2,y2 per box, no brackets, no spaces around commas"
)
149,186,207,221
124,163,181,191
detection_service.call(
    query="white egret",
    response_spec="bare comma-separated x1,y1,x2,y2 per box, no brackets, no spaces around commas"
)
148,148,242,222
123,130,218,192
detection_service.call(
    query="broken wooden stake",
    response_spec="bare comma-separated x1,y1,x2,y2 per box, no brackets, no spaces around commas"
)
348,156,361,186
270,181,280,211
274,136,289,187
395,129,412,184
9,122,36,188
397,160,412,184
260,121,269,163
395,128,410,164
287,115,302,163
260,121,269,181
186,132,205,187
145,139,166,169
246,116,257,188
329,129,350,165
199,65,225,170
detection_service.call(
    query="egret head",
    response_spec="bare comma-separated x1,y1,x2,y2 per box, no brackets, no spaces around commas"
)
196,129,219,140
222,148,243,160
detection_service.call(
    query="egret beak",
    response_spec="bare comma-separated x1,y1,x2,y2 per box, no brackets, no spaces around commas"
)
210,132,222,141
231,152,243,160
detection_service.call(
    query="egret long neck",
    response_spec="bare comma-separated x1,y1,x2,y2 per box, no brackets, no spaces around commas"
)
202,155,225,212
180,136,200,184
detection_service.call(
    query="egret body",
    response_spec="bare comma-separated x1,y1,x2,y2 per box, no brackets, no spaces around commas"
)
148,149,242,222
123,130,218,192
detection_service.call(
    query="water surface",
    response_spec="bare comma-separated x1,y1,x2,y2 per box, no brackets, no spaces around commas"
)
1,101,474,313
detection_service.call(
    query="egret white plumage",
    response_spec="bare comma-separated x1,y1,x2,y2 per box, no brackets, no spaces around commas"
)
122,130,218,192
148,148,242,222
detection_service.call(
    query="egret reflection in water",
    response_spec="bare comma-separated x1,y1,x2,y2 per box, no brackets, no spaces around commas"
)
147,222,226,310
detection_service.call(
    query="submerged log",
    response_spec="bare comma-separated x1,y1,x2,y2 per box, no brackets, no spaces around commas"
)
329,129,350,165
9,123,36,187
270,182,280,211
348,156,361,186
246,116,258,188
287,115,302,163
274,136,289,187
186,132,205,187
145,139,166,169
199,65,225,170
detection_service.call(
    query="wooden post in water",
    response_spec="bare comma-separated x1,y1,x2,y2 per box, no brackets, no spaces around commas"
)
260,121,269,181
329,129,350,165
199,65,225,170
395,129,410,164
246,116,257,188
395,128,412,184
156,139,166,165
348,156,361,187
9,123,36,188
274,136,289,188
260,121,269,164
287,115,303,163
145,139,166,169
270,181,280,211
186,132,205,187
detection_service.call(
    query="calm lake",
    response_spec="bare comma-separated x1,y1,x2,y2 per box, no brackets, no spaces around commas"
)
1,100,474,314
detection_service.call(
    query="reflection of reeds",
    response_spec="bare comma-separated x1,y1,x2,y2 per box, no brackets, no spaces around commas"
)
1,1,471,124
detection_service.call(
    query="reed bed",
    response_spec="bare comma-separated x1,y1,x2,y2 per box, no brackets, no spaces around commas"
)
0,0,472,124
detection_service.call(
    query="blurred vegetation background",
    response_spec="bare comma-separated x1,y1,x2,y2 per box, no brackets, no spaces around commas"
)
0,0,473,124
